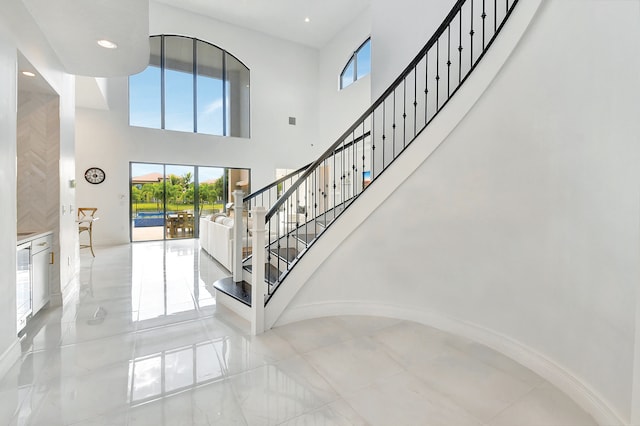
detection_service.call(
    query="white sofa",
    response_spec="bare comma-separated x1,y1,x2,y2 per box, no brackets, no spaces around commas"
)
200,214,235,271
200,212,294,271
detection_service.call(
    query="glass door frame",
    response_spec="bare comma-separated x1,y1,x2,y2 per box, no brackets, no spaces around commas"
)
129,162,251,243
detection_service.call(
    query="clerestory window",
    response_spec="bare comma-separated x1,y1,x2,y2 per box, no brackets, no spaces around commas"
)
129,35,250,138
340,38,371,90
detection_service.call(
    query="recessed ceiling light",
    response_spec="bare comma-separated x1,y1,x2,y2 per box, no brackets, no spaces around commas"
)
97,39,118,49
304,17,310,23
21,71,36,77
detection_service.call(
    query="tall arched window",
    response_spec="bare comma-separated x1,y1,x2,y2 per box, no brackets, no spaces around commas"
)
340,38,371,90
129,35,250,138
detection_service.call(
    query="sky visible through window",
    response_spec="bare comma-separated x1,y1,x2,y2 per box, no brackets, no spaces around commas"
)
130,67,226,135
197,75,224,135
165,68,194,132
356,40,371,79
342,59,355,89
341,38,371,90
129,66,161,128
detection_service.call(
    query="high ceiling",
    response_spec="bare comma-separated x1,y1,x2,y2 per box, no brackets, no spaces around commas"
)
19,0,371,78
21,0,150,77
154,0,371,49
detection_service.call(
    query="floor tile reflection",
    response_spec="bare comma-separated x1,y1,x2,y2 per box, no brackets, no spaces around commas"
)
0,240,597,425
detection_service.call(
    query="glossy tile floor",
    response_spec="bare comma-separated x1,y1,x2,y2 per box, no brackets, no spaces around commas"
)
1,240,597,425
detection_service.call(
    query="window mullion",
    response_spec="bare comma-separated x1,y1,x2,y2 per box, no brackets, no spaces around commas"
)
161,35,166,130
163,164,167,240
193,38,198,133
194,166,199,237
222,52,227,137
353,52,358,83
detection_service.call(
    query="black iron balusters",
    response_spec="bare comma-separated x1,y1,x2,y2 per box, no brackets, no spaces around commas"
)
250,0,520,303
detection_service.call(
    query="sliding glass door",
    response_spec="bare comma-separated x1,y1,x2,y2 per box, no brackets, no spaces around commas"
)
198,167,225,217
165,165,196,240
131,163,165,242
130,162,250,242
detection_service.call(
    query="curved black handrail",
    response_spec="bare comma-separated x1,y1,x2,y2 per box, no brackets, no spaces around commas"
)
259,0,520,303
266,0,472,221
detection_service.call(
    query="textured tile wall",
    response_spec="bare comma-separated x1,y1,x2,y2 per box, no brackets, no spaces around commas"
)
17,91,60,291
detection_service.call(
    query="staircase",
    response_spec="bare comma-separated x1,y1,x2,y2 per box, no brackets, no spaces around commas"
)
213,0,521,323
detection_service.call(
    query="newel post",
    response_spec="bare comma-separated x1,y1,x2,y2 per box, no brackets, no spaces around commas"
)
251,206,266,335
232,190,244,282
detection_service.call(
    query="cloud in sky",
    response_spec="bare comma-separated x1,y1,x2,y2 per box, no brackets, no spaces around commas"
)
202,98,223,115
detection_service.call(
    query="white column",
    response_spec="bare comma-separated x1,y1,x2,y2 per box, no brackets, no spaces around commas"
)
251,206,266,335
232,190,244,282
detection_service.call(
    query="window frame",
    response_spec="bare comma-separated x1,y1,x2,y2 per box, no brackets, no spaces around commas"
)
340,37,371,90
129,34,250,138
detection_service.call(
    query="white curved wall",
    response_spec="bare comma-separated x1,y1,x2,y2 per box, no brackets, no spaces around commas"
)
275,0,640,424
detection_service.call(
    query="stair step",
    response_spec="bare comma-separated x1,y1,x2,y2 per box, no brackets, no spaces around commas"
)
291,202,353,239
314,203,349,227
269,247,298,262
212,277,251,306
243,263,283,285
294,233,316,244
239,202,354,290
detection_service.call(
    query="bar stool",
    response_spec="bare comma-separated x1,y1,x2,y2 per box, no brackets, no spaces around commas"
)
78,207,98,256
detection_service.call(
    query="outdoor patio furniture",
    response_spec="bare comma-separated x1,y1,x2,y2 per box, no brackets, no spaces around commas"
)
166,211,194,238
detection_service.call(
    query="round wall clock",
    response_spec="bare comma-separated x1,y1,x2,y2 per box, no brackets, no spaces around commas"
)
84,167,105,184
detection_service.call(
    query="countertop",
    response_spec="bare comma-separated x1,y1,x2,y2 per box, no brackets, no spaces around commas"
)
17,230,53,245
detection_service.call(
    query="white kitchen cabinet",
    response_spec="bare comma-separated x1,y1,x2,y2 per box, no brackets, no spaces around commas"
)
31,234,52,314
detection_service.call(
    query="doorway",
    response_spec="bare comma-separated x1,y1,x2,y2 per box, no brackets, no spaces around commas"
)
130,162,250,242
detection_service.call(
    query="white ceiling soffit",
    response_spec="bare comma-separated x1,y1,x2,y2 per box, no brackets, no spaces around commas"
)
153,0,371,48
21,0,150,77
75,76,109,110
17,52,56,95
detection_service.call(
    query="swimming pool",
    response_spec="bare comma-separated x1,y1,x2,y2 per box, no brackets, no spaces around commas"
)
133,212,164,227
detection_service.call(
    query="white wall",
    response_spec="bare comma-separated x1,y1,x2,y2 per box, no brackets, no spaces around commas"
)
0,27,19,375
278,0,640,423
75,3,322,245
317,7,372,146
318,0,457,148
58,74,77,297
371,0,454,98
0,0,77,376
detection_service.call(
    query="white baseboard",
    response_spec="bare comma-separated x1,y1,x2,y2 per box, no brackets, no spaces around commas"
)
0,340,20,382
276,301,624,426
